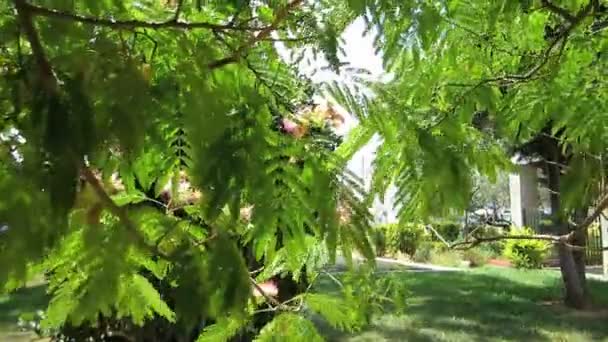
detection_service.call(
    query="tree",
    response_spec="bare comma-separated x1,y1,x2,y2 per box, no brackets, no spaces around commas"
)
468,171,510,224
332,0,608,309
0,1,411,340
2,3,606,342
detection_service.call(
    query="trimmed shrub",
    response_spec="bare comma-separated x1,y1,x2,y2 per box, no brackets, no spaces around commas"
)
429,250,464,267
376,222,428,256
430,221,461,242
462,248,492,267
371,227,386,256
414,241,449,263
470,225,507,256
412,241,434,263
503,227,550,269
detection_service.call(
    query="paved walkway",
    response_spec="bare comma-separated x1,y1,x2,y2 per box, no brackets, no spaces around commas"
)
329,255,462,273
374,257,462,272
546,265,608,282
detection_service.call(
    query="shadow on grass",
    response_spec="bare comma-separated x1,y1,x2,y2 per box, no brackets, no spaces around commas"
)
318,267,608,341
0,284,48,330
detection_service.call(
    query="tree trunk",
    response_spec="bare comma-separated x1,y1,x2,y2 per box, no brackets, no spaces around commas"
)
571,208,590,307
547,158,589,309
558,242,588,309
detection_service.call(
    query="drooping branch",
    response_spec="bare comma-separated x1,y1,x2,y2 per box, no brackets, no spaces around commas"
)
20,1,265,32
574,191,608,231
14,0,168,260
173,0,185,21
451,191,608,251
433,0,596,129
446,0,594,91
250,277,281,307
207,0,304,69
81,168,171,259
14,0,58,94
260,35,318,42
451,234,561,249
541,0,576,22
451,233,584,251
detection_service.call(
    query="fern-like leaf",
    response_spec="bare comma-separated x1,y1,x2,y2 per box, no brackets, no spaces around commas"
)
196,316,248,342
305,293,359,332
255,313,324,342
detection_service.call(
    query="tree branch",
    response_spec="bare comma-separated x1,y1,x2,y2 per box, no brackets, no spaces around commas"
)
575,192,608,231
20,1,265,32
207,0,304,69
452,233,586,251
250,278,281,307
173,0,185,21
260,35,317,42
436,0,596,129
14,0,58,94
541,0,576,22
81,168,171,258
451,234,561,250
449,0,594,89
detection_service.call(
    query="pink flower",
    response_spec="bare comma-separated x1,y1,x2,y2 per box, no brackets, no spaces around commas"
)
281,118,299,133
253,280,278,297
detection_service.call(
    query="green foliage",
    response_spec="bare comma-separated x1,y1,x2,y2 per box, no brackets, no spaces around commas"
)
472,225,507,256
338,266,408,326
196,316,248,342
462,248,493,267
504,228,550,269
412,241,435,263
0,1,384,339
412,241,464,267
370,226,387,256
429,250,464,268
332,0,608,225
4,0,606,338
430,221,461,242
375,222,428,256
305,293,360,332
255,313,324,342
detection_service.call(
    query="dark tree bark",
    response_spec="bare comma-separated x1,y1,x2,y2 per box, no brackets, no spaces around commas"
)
571,208,590,307
547,159,589,309
557,241,588,309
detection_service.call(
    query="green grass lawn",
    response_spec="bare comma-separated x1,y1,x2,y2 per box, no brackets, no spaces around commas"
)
319,267,608,342
2,267,608,341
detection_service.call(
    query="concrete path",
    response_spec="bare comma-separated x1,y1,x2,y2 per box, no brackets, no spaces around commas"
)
374,257,462,272
329,255,462,273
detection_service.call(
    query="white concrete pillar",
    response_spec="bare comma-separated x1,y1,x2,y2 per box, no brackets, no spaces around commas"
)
601,211,608,277
509,164,540,228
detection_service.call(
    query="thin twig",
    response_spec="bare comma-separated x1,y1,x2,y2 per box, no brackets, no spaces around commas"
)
259,35,317,42
451,232,587,251
206,0,304,69
192,232,218,248
322,270,344,289
433,1,595,128
173,0,185,21
250,278,281,307
21,1,266,32
575,192,608,231
82,168,171,258
249,266,265,275
541,0,576,22
245,60,293,109
14,0,58,94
